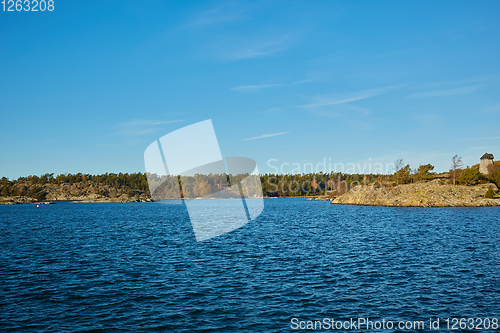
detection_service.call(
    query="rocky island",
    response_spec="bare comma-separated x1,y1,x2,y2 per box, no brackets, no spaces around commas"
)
0,173,152,204
329,153,500,207
331,180,499,207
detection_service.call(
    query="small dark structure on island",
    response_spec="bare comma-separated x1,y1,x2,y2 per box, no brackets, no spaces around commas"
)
479,153,494,176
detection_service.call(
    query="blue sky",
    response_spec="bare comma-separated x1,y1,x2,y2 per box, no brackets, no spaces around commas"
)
1,0,499,179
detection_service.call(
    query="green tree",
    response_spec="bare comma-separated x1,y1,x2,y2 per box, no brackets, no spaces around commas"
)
414,164,435,182
1,186,9,197
458,167,480,185
485,187,495,199
394,164,411,184
488,164,500,187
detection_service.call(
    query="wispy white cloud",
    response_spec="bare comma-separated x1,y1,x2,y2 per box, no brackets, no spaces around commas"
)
299,84,405,108
115,119,184,136
293,72,324,85
96,140,146,147
230,83,281,93
242,132,290,141
307,104,371,119
183,3,245,27
293,78,318,84
122,120,184,126
224,34,292,60
406,85,482,99
232,72,320,93
418,75,493,89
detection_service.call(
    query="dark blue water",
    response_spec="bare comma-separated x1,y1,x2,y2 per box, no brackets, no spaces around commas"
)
1,199,499,332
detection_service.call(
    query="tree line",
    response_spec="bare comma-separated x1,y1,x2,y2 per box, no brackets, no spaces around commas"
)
0,173,150,199
1,157,499,200
392,156,500,187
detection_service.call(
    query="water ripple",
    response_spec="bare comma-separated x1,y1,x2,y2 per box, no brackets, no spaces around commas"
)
1,200,499,331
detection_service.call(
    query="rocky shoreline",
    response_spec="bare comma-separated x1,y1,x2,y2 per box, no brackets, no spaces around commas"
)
330,180,500,207
2,180,499,207
0,196,39,205
0,180,153,204
0,195,153,205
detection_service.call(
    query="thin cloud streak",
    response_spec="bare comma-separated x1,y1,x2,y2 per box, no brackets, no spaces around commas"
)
418,75,492,89
299,84,405,108
230,84,281,93
242,132,290,141
224,35,292,60
293,78,319,85
406,85,482,99
291,71,328,85
115,119,184,136
119,119,184,127
184,6,243,27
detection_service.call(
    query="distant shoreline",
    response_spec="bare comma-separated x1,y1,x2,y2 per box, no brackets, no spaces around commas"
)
0,196,318,205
